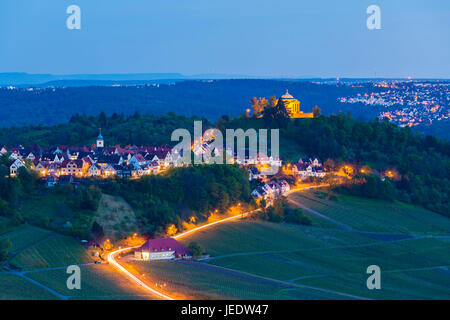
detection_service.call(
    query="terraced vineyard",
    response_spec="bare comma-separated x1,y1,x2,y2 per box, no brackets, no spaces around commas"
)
288,191,450,234
126,192,450,299
9,235,92,271
0,224,154,300
1,190,449,300
0,224,52,253
0,273,56,300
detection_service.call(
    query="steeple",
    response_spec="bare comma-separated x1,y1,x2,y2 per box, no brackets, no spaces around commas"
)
96,128,104,148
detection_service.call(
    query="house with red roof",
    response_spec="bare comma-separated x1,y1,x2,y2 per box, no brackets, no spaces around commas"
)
134,238,191,261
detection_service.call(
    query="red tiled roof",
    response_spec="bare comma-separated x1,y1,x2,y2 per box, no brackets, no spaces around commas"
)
134,154,146,162
137,238,190,256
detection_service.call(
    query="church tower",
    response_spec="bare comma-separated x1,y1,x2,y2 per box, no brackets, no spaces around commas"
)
96,128,104,148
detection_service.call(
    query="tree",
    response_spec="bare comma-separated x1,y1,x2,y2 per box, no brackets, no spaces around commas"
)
18,166,34,193
312,105,321,118
99,111,108,128
188,241,204,258
165,224,178,237
269,96,277,108
0,199,13,217
324,159,336,172
249,97,268,117
263,99,289,128
0,237,12,262
285,208,313,226
91,221,105,241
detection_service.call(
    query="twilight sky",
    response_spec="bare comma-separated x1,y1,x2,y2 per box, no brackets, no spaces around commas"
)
0,0,449,78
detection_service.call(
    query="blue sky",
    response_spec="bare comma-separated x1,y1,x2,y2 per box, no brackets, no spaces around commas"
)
0,0,448,78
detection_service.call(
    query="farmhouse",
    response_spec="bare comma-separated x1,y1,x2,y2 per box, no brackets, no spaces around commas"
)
134,238,191,261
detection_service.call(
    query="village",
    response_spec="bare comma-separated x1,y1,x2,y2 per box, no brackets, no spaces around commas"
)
2,130,181,185
1,127,332,205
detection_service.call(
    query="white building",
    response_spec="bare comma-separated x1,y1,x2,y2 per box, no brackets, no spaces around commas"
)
134,238,191,261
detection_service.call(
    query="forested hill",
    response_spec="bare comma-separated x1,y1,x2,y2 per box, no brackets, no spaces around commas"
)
0,79,383,127
0,111,448,217
0,112,210,147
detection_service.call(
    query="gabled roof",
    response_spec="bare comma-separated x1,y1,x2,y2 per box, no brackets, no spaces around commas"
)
293,163,310,171
138,238,190,256
61,159,84,167
96,155,121,164
134,154,146,162
248,167,260,174
8,159,23,167
82,157,92,166
89,163,100,170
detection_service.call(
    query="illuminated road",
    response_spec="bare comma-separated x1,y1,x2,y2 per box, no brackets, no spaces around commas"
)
107,184,326,300
107,246,175,300
107,209,259,300
285,183,329,196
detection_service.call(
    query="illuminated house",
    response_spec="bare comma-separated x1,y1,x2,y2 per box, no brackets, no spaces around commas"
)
9,159,25,176
134,238,191,261
275,90,314,119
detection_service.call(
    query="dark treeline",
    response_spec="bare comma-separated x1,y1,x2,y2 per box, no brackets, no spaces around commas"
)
0,80,382,127
101,165,251,236
0,112,210,147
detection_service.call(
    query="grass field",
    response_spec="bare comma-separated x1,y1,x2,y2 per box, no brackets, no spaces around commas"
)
124,191,450,299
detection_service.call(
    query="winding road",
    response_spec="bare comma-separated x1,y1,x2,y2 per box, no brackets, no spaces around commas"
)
107,209,260,300
106,185,330,300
